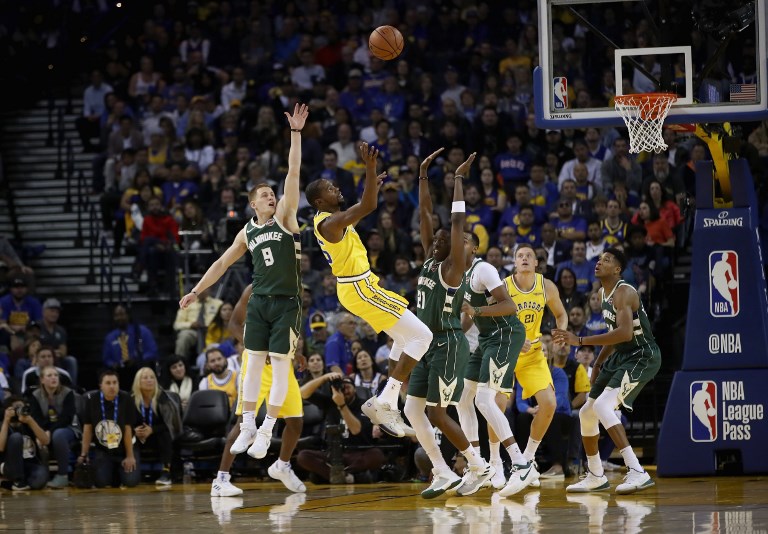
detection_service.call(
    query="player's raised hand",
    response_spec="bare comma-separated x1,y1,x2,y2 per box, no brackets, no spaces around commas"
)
179,291,198,309
455,151,477,177
419,147,444,176
359,142,379,166
375,172,387,190
285,102,309,131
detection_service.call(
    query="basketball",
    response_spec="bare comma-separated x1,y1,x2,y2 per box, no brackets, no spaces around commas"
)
728,280,738,289
368,26,404,61
707,408,716,417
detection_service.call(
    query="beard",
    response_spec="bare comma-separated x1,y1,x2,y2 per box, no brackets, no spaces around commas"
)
654,169,668,180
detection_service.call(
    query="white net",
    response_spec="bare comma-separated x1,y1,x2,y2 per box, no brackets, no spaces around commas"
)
614,93,678,154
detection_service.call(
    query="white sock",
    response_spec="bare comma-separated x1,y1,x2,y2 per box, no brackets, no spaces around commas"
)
473,446,481,458
378,377,403,407
587,454,604,476
217,471,230,482
277,459,291,470
489,441,501,464
462,446,484,467
620,446,643,472
242,411,256,428
260,415,277,434
506,443,526,465
524,437,541,462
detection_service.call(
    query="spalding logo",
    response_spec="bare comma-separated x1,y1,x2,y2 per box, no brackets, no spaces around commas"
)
703,211,743,228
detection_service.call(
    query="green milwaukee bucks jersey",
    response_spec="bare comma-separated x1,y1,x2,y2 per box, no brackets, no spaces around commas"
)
416,257,465,332
601,280,656,351
243,217,301,297
464,258,517,336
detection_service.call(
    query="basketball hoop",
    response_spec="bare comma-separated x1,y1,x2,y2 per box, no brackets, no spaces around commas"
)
614,93,678,153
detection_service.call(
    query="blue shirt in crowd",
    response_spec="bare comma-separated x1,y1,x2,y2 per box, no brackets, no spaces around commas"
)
516,366,571,415
102,325,159,368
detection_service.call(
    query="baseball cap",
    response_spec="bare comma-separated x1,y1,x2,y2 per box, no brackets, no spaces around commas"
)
27,320,41,330
10,278,26,287
349,69,363,78
310,312,327,330
546,129,560,134
382,181,399,191
43,298,62,309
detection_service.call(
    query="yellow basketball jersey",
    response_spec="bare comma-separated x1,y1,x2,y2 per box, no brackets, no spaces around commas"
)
504,272,547,356
206,370,238,408
313,211,371,279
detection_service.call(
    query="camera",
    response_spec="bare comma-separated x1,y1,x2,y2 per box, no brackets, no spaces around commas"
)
330,378,344,390
12,403,30,422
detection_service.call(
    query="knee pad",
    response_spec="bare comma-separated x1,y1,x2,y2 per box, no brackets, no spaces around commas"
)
388,340,403,363
404,395,427,423
593,389,622,429
267,356,291,406
579,398,600,437
475,384,513,443
457,380,479,442
242,351,267,402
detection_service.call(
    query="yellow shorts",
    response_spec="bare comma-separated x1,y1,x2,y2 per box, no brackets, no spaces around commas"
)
235,351,303,418
514,349,554,400
337,272,408,332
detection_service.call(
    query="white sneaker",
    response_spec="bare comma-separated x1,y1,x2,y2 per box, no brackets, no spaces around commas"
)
361,397,405,438
498,461,539,497
616,468,655,494
496,492,541,525
421,468,463,499
210,496,243,525
539,466,565,479
247,429,272,459
529,478,541,488
489,461,506,490
616,498,654,533
268,461,307,493
566,470,611,493
269,493,306,532
211,477,244,497
230,423,258,455
457,462,495,496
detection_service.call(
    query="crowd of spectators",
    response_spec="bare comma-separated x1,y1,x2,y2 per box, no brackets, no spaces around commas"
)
3,0,768,490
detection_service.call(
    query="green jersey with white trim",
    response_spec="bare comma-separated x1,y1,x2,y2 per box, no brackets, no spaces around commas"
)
243,217,301,297
601,280,655,351
416,257,465,332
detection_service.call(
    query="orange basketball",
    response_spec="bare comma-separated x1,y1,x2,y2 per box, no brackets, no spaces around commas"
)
368,26,404,61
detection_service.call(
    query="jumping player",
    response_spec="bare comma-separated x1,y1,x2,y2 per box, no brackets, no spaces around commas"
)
180,104,308,459
306,143,432,438
211,285,306,497
553,247,659,494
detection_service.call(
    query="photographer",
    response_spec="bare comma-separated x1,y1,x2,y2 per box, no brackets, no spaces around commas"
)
78,370,140,488
27,366,77,489
297,373,385,483
0,396,49,490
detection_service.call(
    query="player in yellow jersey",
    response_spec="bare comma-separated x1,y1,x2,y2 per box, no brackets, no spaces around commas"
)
499,242,569,495
211,286,307,497
305,143,433,438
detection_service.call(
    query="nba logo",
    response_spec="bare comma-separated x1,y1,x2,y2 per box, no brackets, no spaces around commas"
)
709,251,739,317
553,77,568,109
690,381,717,442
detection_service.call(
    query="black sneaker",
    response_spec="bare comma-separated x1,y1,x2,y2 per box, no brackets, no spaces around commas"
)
155,472,172,486
12,481,31,491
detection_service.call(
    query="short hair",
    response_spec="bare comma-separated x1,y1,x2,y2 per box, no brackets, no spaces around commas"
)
305,179,325,209
247,183,273,202
323,148,339,158
99,369,119,384
519,205,535,215
516,242,535,254
468,232,480,247
603,247,628,272
205,347,225,361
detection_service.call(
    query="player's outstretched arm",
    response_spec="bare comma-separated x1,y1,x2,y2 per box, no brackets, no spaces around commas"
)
276,103,308,233
179,229,247,309
320,143,385,241
418,147,444,253
552,285,635,347
228,285,251,344
445,152,476,287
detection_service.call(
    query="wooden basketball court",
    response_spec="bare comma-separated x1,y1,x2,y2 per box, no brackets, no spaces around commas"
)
4,472,766,532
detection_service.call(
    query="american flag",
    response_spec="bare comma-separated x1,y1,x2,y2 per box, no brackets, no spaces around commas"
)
730,83,757,102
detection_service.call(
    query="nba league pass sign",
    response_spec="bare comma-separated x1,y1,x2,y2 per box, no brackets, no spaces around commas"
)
690,380,764,443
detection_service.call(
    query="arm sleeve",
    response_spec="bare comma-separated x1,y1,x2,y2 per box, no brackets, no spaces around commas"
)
574,365,591,393
472,262,504,293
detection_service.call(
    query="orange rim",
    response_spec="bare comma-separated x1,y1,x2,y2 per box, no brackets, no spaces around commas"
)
615,92,678,120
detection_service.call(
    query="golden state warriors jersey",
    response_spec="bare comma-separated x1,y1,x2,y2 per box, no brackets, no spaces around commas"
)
313,211,371,279
504,273,547,356
206,370,238,408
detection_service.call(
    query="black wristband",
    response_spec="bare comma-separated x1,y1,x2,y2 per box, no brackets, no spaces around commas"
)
290,128,302,132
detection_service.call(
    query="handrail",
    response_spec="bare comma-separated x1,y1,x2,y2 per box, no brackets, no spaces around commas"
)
74,170,85,248
64,139,74,213
46,96,54,148
86,200,96,285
